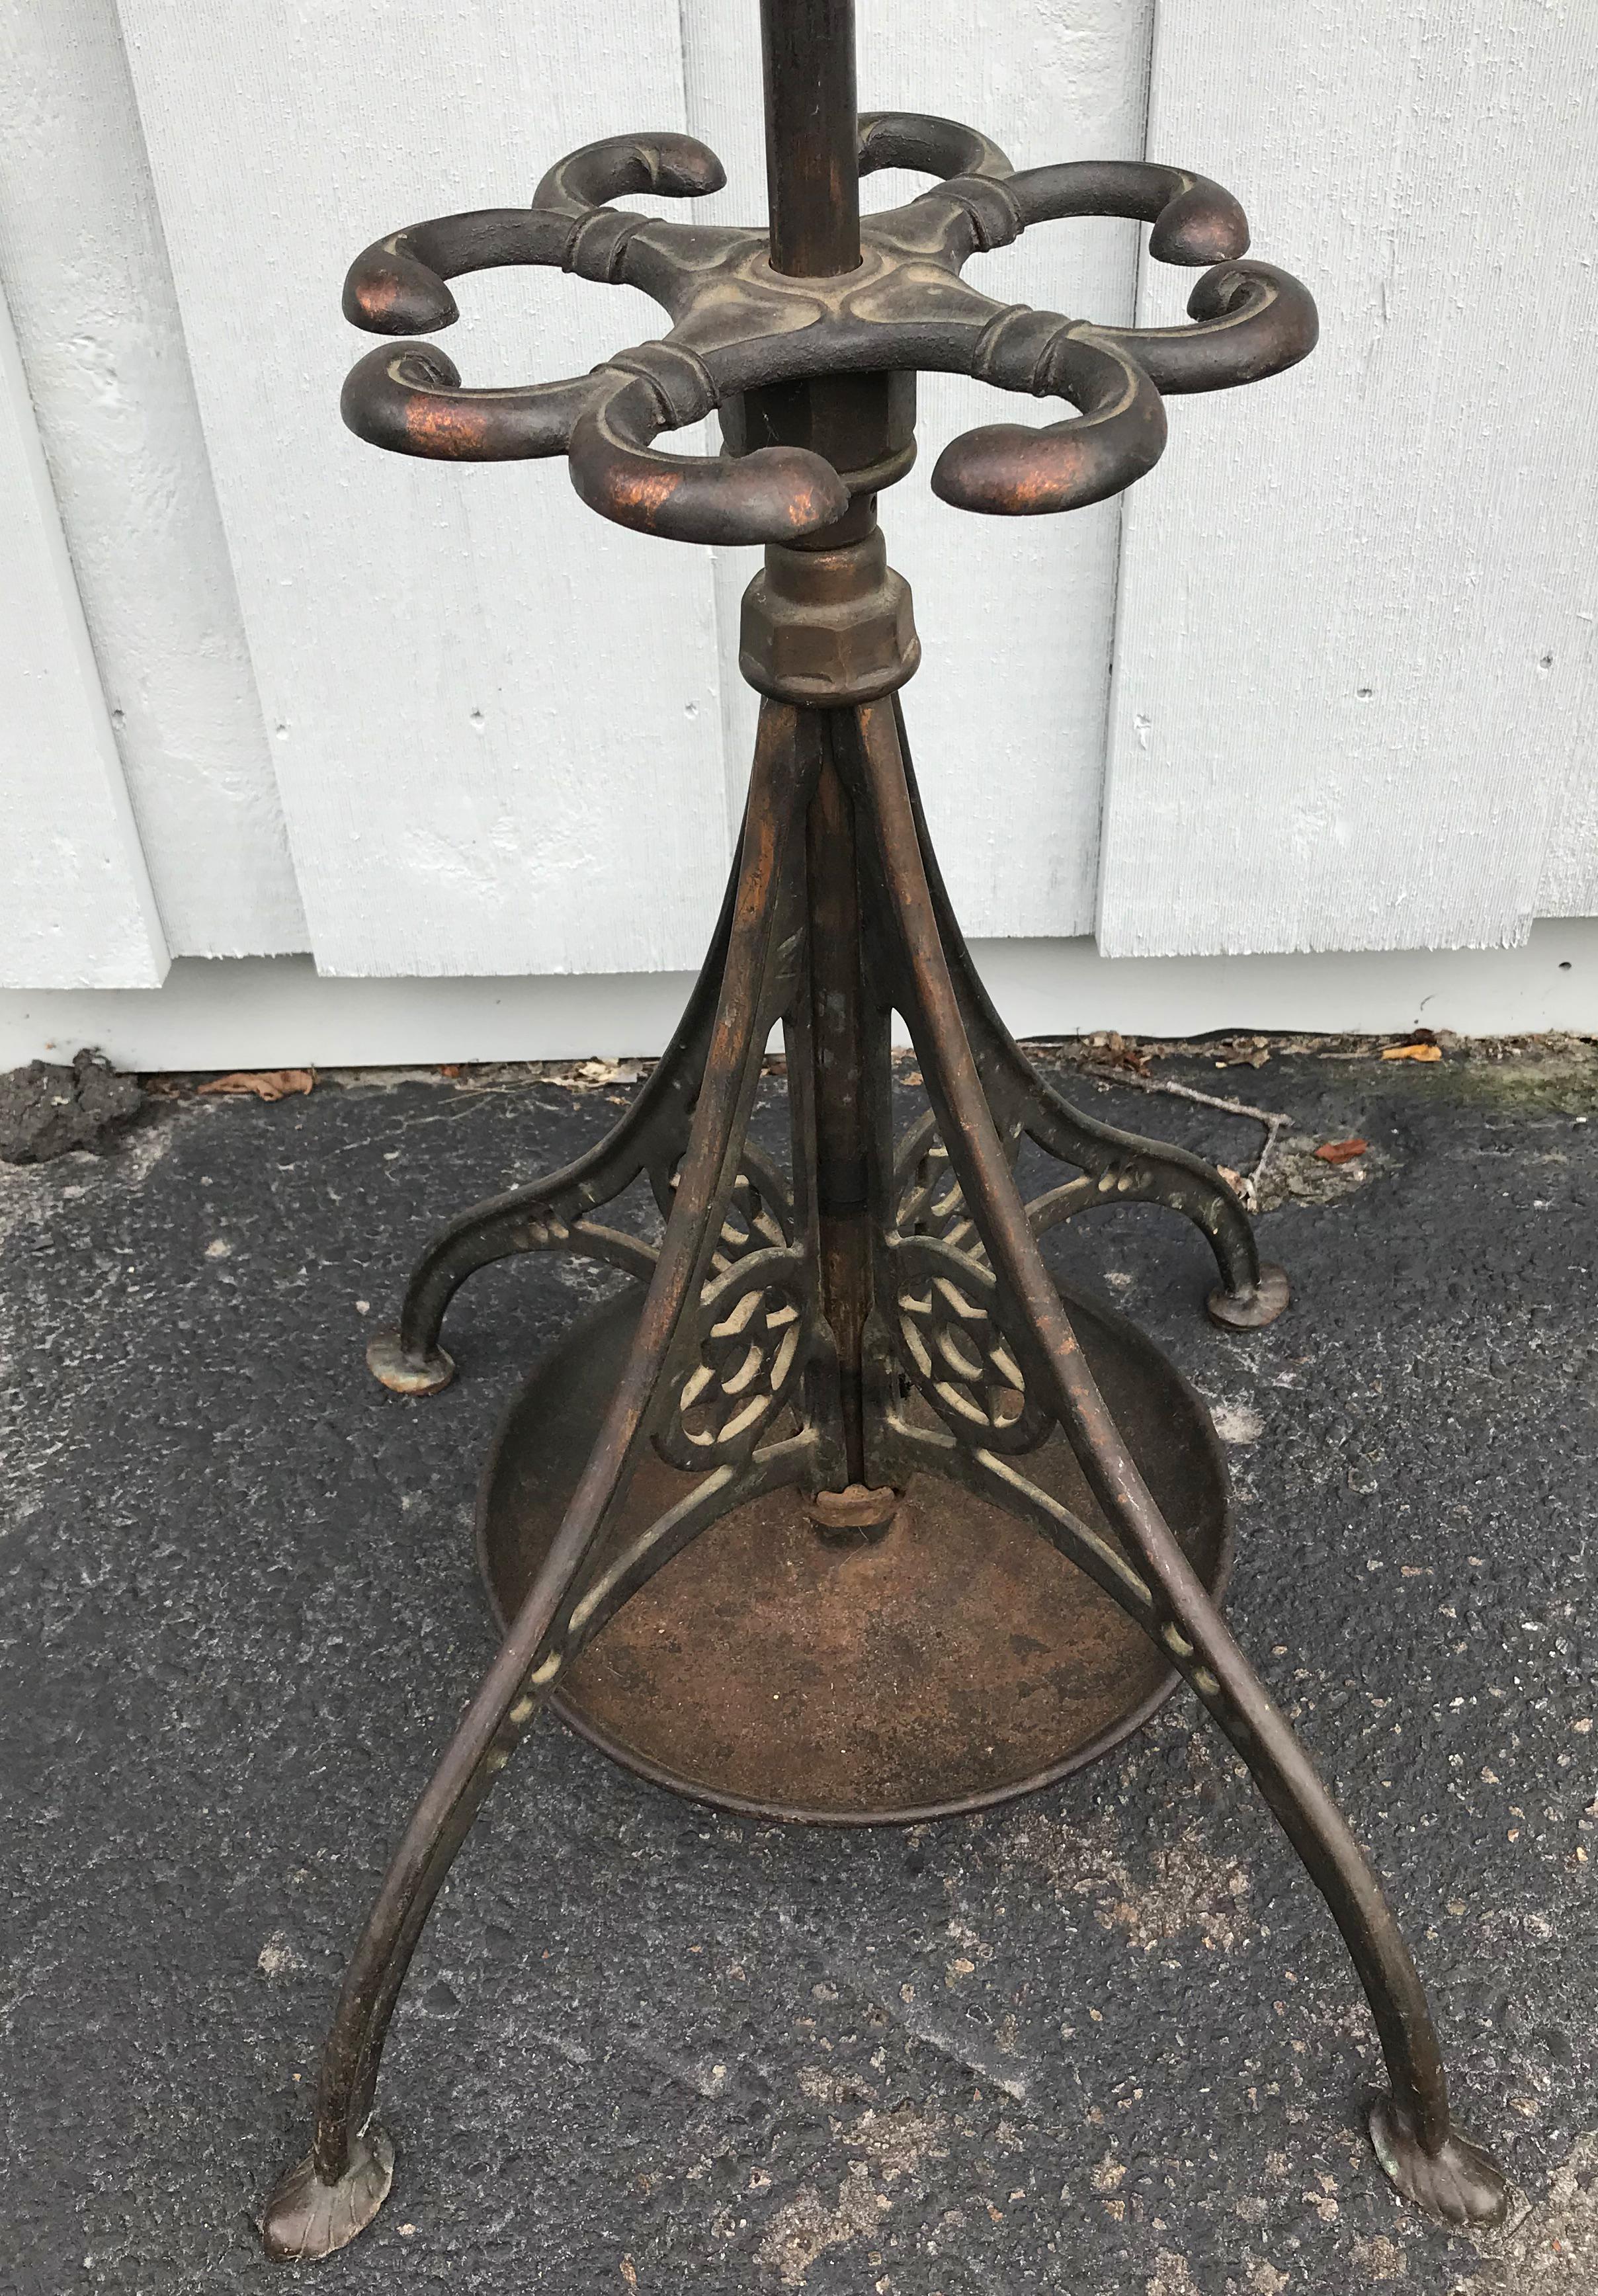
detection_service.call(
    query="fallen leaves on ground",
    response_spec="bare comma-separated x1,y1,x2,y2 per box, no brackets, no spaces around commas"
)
1217,1163,1259,1210
575,1057,643,1086
1314,1137,1368,1165
197,1069,315,1101
1085,1030,1151,1074
1380,1040,1442,1063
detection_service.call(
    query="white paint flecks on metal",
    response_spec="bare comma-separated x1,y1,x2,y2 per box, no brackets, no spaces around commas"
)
1097,0,1598,958
0,0,306,960
112,0,730,981
677,0,1156,938
0,283,168,991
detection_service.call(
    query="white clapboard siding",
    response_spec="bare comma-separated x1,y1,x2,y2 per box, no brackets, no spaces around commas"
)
0,0,306,960
679,0,1156,940
1097,0,1598,957
1535,661,1598,915
113,0,730,981
0,283,167,991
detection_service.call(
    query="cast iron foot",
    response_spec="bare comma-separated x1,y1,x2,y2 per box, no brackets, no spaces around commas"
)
368,1330,456,1396
1367,2097,1511,2228
1206,1260,1290,1331
260,2122,396,2260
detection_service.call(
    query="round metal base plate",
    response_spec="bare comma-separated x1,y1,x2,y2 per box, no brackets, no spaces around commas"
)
477,1281,1230,1824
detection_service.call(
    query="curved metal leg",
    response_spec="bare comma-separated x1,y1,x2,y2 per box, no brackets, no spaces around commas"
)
889,698,1288,1331
366,854,743,1395
847,697,1507,2229
263,703,812,2260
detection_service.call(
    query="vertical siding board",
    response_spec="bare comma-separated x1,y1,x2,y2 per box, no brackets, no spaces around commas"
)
0,0,306,960
113,0,728,980
0,284,169,990
677,0,1155,940
1099,0,1598,958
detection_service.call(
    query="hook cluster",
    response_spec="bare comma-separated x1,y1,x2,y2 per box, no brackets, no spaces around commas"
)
340,112,1317,544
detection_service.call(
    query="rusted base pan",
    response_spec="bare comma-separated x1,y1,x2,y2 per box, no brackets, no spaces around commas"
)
478,1283,1230,1824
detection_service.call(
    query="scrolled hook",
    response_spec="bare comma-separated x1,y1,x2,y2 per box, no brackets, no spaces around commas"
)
1007,160,1251,267
932,314,1167,516
532,132,728,216
340,341,595,461
857,111,1013,185
567,348,849,546
343,131,728,341
343,209,577,336
1089,259,1319,393
859,111,1021,255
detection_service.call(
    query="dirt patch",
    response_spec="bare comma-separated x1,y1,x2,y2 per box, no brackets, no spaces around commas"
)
1002,1802,1253,1954
0,1048,143,1163
1256,1131,1397,1212
754,2166,888,2286
1450,2131,1598,2292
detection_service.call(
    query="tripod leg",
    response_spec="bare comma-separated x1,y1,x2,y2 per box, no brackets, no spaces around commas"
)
262,702,810,2261
890,700,1287,1330
846,698,1507,2229
366,856,741,1395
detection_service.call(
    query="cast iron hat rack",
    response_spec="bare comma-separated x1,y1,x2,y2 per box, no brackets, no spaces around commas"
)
262,0,1510,2257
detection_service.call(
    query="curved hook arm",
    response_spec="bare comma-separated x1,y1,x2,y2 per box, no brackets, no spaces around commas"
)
1090,259,1319,393
340,342,595,461
340,130,734,458
1007,160,1250,267
343,208,577,335
857,110,1013,184
532,130,726,215
567,352,848,544
859,110,1021,259
932,313,1167,516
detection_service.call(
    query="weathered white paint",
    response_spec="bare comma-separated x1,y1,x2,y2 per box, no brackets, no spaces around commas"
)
1535,706,1598,917
678,0,1157,937
0,282,168,991
0,0,306,958
1098,0,1598,957
7,0,1598,1033
113,0,730,980
5,922,1595,1071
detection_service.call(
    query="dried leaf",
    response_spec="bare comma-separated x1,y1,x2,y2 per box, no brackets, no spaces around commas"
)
1216,1164,1257,1210
438,1063,462,1078
620,2261,638,2289
1380,1042,1442,1063
197,1069,315,1101
1314,1137,1368,1165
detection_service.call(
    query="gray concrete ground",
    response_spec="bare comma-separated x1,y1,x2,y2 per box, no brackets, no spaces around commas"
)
1,1039,1594,2295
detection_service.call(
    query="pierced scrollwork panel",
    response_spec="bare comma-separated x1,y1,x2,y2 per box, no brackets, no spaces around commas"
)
886,1233,1052,1457
892,1107,1022,1260
652,1141,795,1267
653,1243,815,1472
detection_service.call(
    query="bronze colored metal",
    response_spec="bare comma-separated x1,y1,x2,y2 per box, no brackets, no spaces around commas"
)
261,0,1509,2264
476,1280,1232,1821
740,527,919,703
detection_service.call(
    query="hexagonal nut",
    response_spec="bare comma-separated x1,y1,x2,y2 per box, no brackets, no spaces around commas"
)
739,565,919,703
